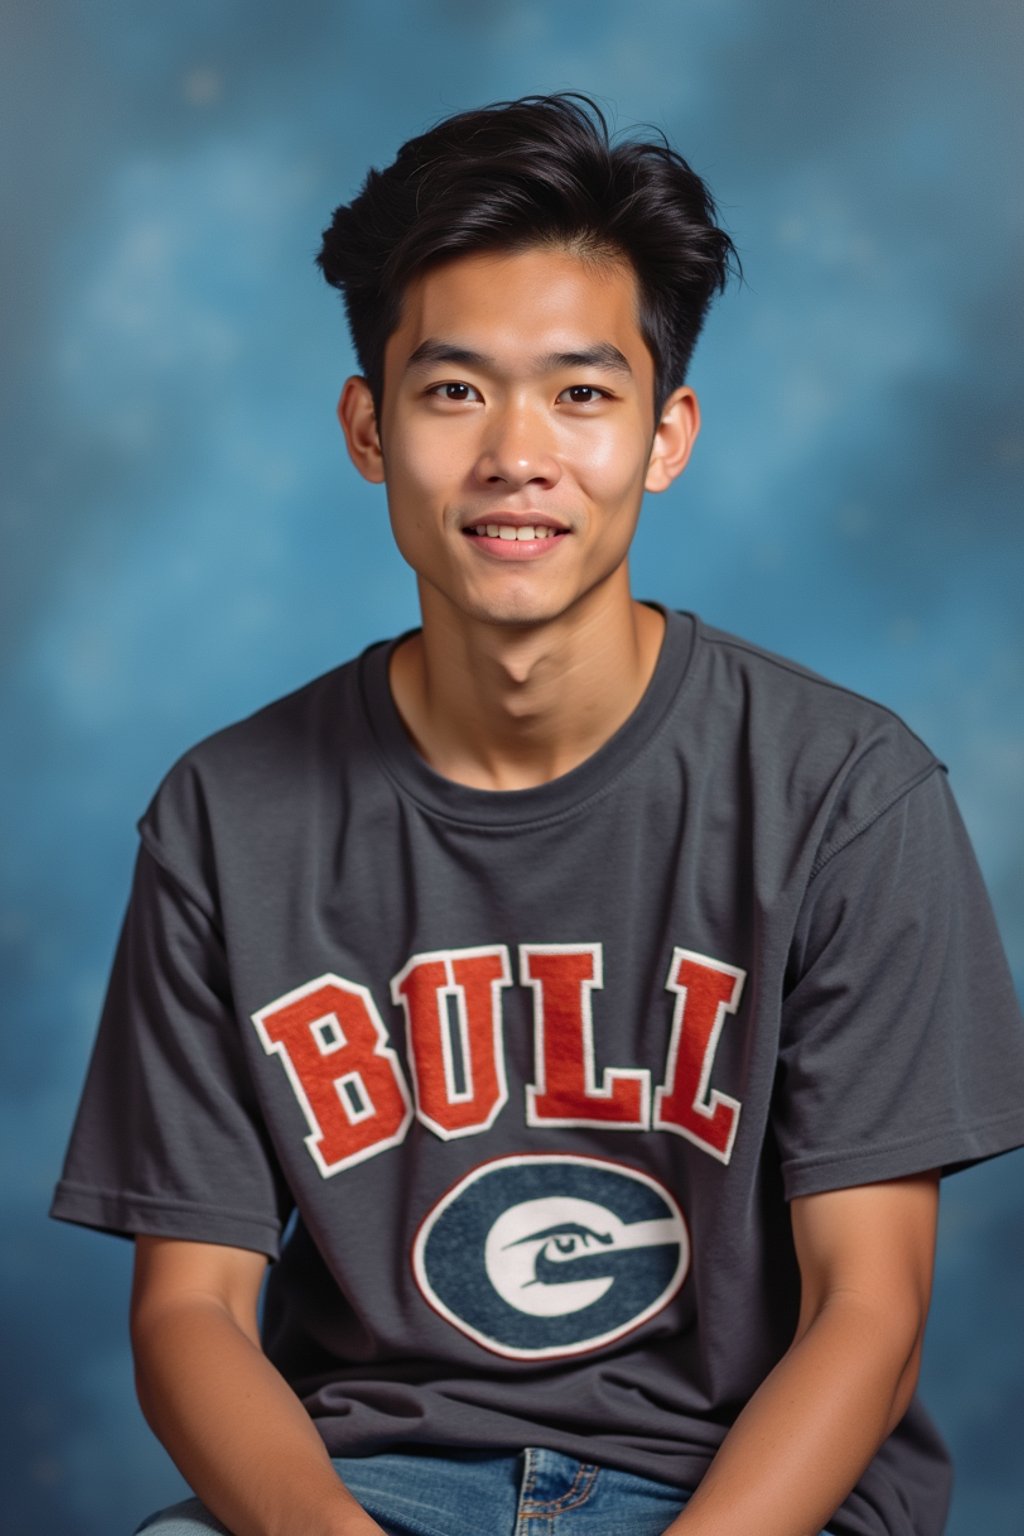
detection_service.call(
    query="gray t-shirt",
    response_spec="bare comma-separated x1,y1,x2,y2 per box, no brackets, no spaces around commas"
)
52,609,1024,1536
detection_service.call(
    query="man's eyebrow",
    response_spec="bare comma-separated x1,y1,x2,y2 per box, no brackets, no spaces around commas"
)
404,341,490,373
543,344,633,377
404,339,633,378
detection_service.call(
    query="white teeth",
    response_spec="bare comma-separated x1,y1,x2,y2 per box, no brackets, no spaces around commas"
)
472,523,560,540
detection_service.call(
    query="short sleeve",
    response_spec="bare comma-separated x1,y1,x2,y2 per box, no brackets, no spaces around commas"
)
774,766,1024,1199
50,843,293,1256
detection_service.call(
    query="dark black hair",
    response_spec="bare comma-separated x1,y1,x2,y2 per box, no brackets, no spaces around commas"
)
317,92,739,419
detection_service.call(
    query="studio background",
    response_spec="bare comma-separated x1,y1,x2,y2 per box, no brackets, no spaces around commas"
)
2,3,1021,1533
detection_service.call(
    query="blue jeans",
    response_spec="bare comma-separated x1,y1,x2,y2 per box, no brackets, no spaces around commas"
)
136,1447,693,1535
136,1447,836,1534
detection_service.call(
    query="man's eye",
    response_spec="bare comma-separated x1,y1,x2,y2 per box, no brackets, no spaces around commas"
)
559,385,608,405
429,382,481,402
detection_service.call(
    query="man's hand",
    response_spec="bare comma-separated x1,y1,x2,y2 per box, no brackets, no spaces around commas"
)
661,1171,940,1536
131,1236,386,1536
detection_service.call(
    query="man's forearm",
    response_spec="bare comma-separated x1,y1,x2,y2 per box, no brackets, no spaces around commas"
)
133,1295,384,1536
661,1292,922,1536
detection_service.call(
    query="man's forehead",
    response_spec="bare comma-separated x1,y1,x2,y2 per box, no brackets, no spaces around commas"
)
386,247,649,378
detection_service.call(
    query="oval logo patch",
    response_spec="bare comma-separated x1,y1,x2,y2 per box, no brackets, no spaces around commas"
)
412,1153,689,1359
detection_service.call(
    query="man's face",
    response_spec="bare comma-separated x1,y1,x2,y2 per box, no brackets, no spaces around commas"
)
343,244,695,632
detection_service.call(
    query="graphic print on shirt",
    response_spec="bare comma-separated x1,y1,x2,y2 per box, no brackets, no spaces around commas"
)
521,944,650,1128
391,947,513,1139
412,1153,689,1358
251,943,746,1173
653,947,746,1163
251,974,413,1175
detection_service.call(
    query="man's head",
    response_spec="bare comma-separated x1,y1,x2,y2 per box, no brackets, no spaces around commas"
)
319,95,737,635
317,92,738,425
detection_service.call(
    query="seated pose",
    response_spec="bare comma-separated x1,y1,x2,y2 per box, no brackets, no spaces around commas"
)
53,93,1024,1536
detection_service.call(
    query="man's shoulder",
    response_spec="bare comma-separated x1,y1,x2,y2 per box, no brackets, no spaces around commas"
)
138,638,394,866
686,614,944,846
161,649,365,772
692,615,936,753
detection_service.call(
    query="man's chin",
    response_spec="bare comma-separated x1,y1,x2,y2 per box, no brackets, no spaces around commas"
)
464,592,578,631
418,565,624,635
432,576,572,631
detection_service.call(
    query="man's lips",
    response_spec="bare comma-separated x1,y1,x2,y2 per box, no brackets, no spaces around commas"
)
461,516,571,559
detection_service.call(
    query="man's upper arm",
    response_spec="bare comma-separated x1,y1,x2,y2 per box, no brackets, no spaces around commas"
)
131,1235,269,1349
790,1172,940,1359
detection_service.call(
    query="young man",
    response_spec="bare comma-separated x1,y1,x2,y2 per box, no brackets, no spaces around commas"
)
52,94,1024,1536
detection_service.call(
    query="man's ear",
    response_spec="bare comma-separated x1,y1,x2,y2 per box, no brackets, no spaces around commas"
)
644,386,700,493
337,376,385,484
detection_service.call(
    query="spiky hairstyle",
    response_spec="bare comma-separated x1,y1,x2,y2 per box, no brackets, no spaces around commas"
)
317,92,738,417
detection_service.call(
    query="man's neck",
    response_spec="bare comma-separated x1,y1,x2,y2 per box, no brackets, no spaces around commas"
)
388,586,666,791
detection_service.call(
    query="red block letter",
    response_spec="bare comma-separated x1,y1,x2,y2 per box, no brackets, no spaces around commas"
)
252,974,412,1176
521,944,649,1127
391,947,512,1139
653,948,745,1163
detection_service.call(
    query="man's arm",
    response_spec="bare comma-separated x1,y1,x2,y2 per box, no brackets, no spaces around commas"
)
663,1171,940,1536
130,1235,386,1536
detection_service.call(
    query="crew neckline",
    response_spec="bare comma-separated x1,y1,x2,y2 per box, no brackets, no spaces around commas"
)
358,606,698,829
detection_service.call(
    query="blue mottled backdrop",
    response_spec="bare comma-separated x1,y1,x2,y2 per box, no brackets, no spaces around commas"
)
3,2,1022,1532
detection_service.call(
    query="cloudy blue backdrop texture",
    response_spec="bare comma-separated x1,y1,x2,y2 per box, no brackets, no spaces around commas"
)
3,2,1022,1533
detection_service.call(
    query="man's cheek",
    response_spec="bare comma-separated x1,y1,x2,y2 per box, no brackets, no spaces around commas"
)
396,439,465,496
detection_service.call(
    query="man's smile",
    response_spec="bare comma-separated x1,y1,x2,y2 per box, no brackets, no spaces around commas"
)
462,514,571,560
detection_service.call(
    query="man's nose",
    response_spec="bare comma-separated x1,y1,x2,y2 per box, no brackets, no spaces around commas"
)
473,402,562,489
